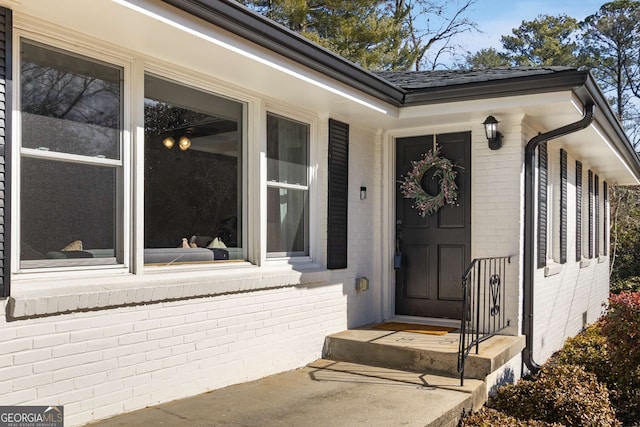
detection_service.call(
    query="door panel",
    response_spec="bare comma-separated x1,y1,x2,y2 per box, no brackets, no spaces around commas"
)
406,244,430,298
438,245,465,300
395,132,471,319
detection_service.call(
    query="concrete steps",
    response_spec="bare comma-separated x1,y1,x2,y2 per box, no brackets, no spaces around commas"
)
90,358,486,427
322,326,526,426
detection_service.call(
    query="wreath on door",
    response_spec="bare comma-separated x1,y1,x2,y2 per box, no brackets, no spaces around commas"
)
400,147,459,217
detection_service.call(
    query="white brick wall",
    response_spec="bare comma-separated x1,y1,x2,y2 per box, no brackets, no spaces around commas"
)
0,120,383,427
468,114,609,363
0,283,349,426
333,124,382,327
471,116,525,336
532,143,609,363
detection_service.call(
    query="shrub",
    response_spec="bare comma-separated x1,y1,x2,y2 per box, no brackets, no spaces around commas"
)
601,291,640,423
489,364,619,427
460,407,561,426
553,324,613,386
611,276,640,294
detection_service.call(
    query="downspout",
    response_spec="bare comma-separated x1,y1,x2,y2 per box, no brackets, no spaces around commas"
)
522,103,595,372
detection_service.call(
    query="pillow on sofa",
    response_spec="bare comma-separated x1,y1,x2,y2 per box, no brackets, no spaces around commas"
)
207,237,227,249
61,240,83,251
191,235,214,248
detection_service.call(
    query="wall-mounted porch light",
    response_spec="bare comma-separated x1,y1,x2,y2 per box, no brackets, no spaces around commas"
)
483,115,502,150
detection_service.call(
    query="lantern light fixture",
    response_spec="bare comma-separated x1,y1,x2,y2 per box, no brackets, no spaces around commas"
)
483,115,502,150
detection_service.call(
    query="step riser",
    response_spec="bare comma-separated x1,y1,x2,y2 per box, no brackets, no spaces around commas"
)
325,336,493,379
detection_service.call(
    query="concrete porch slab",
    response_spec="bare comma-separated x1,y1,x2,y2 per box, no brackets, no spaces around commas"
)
86,359,484,427
324,327,525,380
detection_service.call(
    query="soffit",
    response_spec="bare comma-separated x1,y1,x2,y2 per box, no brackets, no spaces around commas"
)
9,0,398,121
5,0,639,185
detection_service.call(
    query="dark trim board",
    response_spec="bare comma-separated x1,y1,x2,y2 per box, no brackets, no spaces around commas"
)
576,161,582,262
327,119,349,270
0,7,11,297
537,142,548,269
560,149,567,264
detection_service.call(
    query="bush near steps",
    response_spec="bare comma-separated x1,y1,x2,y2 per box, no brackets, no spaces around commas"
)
461,291,640,427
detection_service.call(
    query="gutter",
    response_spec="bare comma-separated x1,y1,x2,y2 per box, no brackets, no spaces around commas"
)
522,103,595,373
403,69,590,105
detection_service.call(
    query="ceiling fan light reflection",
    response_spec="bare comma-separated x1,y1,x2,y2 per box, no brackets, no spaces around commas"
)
178,136,192,151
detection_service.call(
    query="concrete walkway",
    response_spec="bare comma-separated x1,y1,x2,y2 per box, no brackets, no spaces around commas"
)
86,359,483,427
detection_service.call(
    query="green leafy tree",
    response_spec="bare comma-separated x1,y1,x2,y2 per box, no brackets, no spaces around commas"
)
580,1,640,135
580,3,640,285
462,47,510,69
609,185,640,281
237,0,478,71
465,14,582,69
237,0,414,70
501,14,581,67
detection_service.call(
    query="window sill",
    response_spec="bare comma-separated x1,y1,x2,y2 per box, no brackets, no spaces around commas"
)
7,264,330,320
544,262,563,277
580,258,591,269
598,255,608,264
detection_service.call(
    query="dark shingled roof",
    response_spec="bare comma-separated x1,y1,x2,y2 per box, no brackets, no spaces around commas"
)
376,67,578,90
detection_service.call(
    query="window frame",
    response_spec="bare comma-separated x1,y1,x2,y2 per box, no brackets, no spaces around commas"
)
8,23,323,293
264,110,312,260
137,63,258,271
140,71,249,267
11,30,132,275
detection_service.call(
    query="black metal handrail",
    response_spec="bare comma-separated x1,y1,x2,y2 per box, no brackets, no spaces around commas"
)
457,256,511,385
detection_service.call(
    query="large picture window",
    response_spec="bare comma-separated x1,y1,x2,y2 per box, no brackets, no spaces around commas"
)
144,74,244,264
19,39,123,269
16,38,312,274
266,113,309,257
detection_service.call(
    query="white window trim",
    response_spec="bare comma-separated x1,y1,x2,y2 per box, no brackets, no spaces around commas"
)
263,105,318,266
11,28,133,277
581,164,589,262
139,62,259,270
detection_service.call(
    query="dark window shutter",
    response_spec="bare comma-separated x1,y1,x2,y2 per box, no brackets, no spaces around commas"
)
588,170,593,258
560,149,567,264
0,7,11,297
595,174,599,257
603,181,608,256
537,142,548,269
576,161,582,262
327,119,348,269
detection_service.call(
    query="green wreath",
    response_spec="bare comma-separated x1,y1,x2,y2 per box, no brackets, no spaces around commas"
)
400,147,459,217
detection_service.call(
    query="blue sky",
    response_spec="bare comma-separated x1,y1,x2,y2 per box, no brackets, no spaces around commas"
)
458,0,606,54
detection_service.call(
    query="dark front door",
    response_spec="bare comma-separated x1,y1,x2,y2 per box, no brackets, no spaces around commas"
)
395,132,471,319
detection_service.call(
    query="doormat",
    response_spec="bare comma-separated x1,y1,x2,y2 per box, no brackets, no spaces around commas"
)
372,322,457,336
